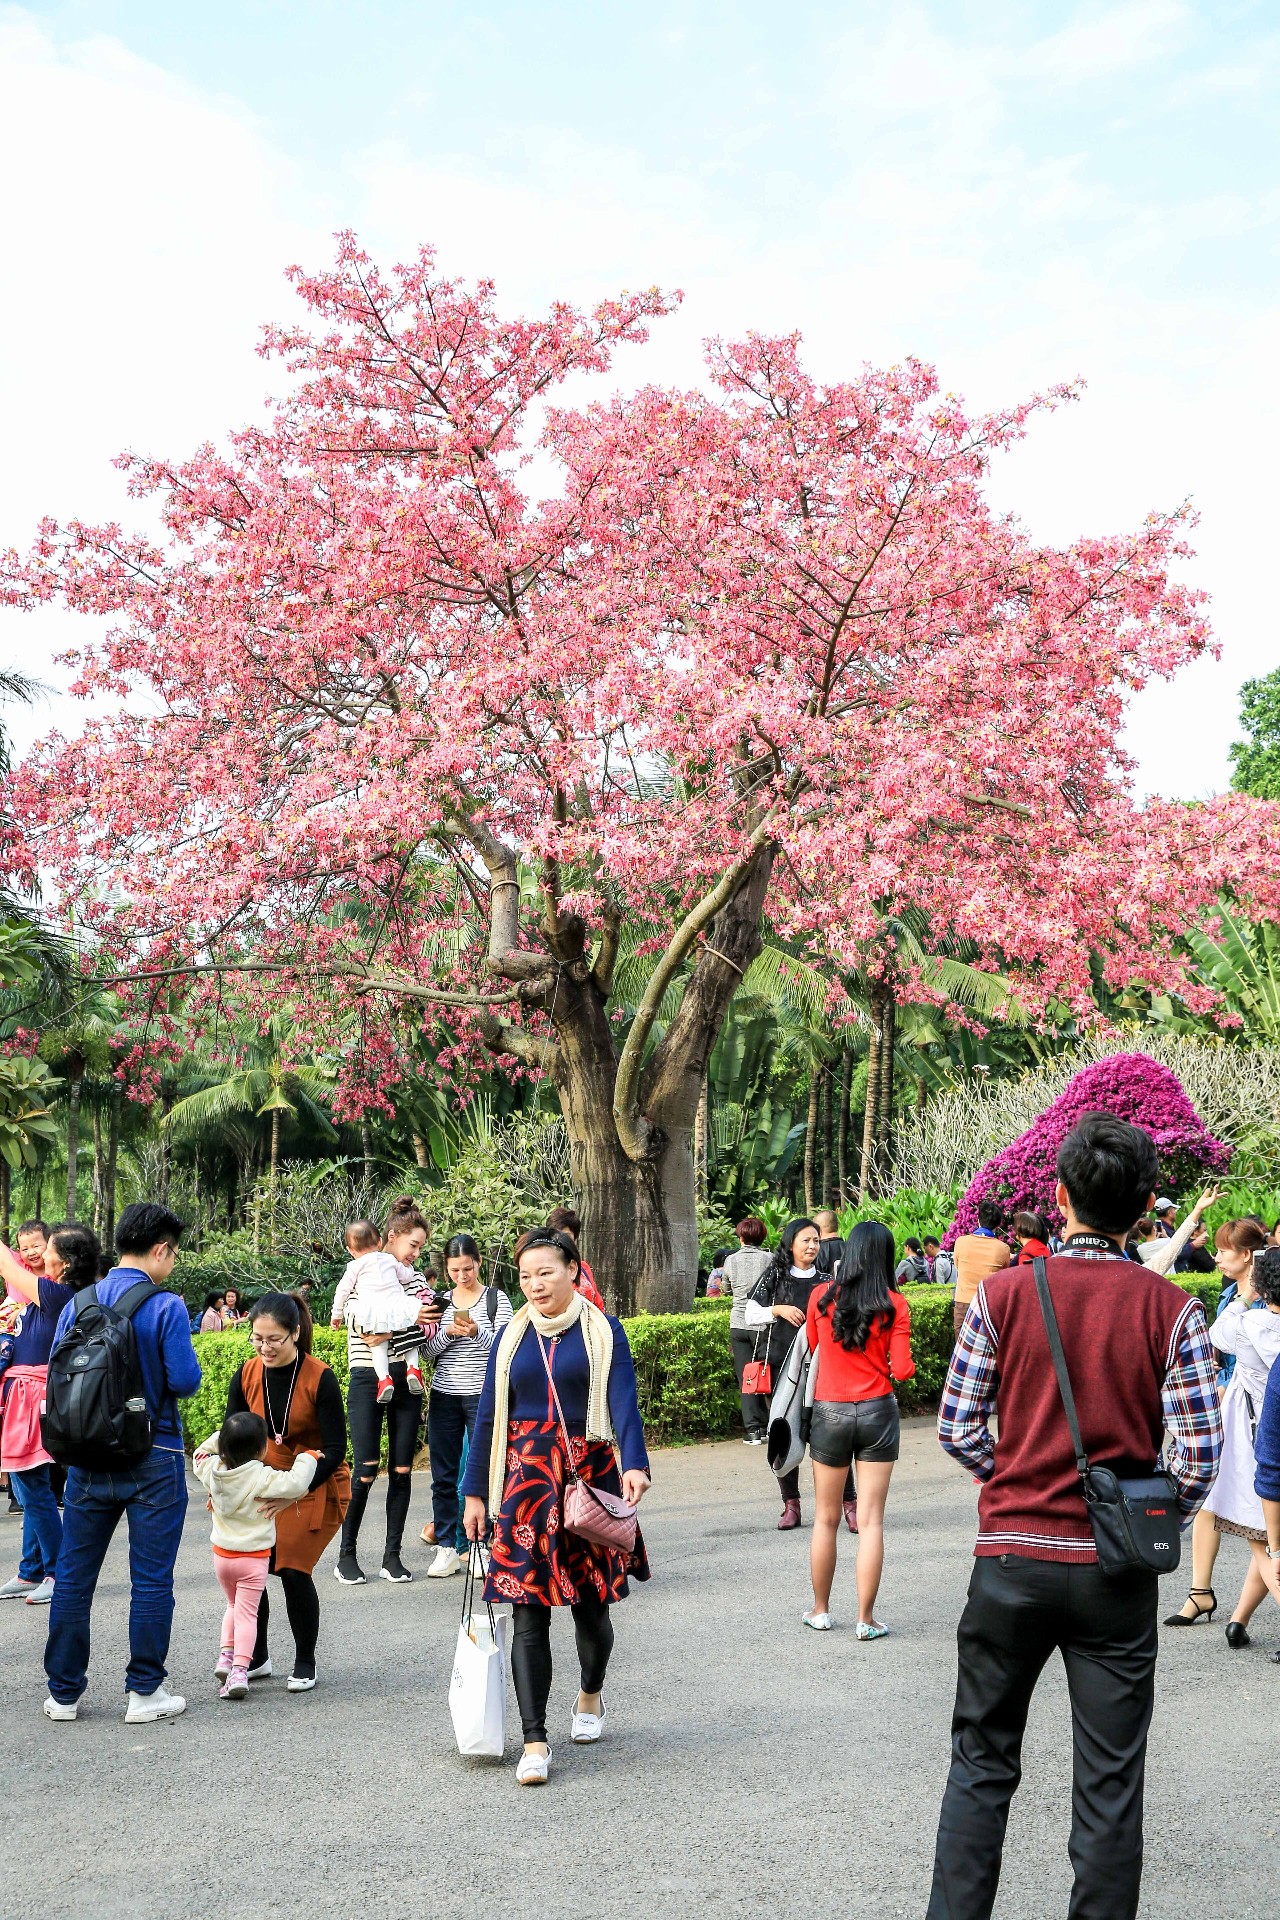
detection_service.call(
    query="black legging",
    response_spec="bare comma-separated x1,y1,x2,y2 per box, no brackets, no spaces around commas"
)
252,1566,320,1679
510,1598,614,1743
341,1364,421,1559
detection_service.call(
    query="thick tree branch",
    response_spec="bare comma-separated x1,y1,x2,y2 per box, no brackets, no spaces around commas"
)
475,1011,558,1072
94,960,519,1009
592,900,622,997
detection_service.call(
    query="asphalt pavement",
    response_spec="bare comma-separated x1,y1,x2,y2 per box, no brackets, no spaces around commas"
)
2,1424,1275,1919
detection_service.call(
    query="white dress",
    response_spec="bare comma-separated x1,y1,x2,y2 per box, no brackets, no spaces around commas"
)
331,1252,422,1337
1203,1298,1280,1538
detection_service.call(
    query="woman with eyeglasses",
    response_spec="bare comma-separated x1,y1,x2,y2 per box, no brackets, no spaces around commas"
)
221,1291,349,1692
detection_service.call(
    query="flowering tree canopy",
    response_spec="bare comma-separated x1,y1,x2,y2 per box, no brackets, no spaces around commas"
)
5,236,1280,1307
946,1050,1229,1242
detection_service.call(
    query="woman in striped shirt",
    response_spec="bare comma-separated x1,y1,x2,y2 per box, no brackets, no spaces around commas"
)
421,1233,513,1578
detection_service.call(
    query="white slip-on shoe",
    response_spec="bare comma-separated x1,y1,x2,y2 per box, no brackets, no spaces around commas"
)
287,1670,317,1692
802,1610,833,1631
246,1658,273,1681
515,1747,552,1785
855,1620,889,1641
43,1696,77,1721
570,1696,606,1744
25,1576,55,1605
0,1575,38,1599
124,1684,187,1723
426,1546,463,1579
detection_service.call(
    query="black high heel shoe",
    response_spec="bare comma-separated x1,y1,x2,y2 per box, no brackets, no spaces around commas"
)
1163,1587,1217,1626
1225,1621,1251,1649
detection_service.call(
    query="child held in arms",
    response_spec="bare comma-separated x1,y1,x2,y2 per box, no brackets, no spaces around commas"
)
331,1221,426,1405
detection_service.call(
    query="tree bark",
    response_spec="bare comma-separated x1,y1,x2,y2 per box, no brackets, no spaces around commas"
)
803,1070,820,1214
411,1132,430,1170
836,1044,853,1205
693,1074,709,1210
857,985,887,1202
91,1102,104,1237
821,1063,833,1210
104,1078,121,1258
64,1058,83,1223
876,987,897,1187
361,1115,374,1182
269,1107,281,1253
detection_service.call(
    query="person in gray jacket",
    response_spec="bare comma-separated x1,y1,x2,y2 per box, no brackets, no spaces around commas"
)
725,1217,773,1444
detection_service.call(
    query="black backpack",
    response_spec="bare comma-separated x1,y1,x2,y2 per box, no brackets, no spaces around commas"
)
41,1281,156,1470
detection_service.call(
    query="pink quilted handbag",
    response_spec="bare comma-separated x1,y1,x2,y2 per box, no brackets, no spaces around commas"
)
536,1331,638,1554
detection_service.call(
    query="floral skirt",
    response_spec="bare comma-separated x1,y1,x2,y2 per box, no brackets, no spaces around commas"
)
483,1419,650,1608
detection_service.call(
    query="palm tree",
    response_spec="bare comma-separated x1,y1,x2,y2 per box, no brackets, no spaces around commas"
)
0,1054,60,1238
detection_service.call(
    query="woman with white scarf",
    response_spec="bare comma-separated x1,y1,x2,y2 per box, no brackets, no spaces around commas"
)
462,1227,651,1786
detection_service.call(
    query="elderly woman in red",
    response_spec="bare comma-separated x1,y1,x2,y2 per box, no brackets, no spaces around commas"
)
463,1227,651,1787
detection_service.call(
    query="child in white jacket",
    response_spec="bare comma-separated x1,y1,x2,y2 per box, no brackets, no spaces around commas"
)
331,1219,426,1404
192,1413,320,1700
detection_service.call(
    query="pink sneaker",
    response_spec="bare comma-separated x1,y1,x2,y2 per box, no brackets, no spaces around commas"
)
220,1667,249,1700
214,1646,235,1681
375,1376,395,1406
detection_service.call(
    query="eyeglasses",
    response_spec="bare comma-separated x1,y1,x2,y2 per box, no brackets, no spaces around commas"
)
250,1332,291,1349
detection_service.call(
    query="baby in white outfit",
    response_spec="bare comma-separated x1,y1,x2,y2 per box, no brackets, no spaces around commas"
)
331,1221,424,1404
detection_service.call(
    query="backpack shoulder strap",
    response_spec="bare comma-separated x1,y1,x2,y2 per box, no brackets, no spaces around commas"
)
485,1286,500,1325
111,1280,158,1322
1031,1256,1090,1483
69,1282,101,1318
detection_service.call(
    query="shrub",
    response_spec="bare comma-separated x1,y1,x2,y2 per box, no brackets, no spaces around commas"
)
945,1051,1228,1247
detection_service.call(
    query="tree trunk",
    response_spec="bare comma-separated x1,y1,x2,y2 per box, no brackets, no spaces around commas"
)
411,1132,430,1170
857,985,887,1202
821,1063,833,1209
361,1115,374,1183
0,1161,9,1242
693,1074,709,1210
91,1102,104,1237
64,1060,83,1222
803,1070,820,1214
876,987,897,1187
104,1078,121,1257
269,1107,281,1253
836,1044,853,1205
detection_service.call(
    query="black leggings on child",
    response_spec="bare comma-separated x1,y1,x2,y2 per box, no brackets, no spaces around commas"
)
510,1598,614,1743
252,1567,321,1680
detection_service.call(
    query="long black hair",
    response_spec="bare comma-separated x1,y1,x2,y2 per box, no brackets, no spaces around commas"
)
817,1220,897,1352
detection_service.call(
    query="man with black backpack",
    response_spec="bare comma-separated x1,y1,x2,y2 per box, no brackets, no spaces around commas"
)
927,1114,1224,1919
42,1202,201,1725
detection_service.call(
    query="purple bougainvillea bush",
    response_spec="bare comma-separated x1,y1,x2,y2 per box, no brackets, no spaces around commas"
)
945,1051,1229,1245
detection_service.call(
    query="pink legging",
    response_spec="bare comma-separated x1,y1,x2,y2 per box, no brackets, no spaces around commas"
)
214,1552,271,1668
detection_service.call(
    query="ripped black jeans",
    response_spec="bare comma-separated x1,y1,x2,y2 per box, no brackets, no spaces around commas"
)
340,1364,421,1560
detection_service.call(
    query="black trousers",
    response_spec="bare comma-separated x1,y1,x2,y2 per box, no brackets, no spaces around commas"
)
509,1598,614,1744
341,1365,422,1560
927,1554,1158,1920
730,1327,770,1436
252,1564,321,1678
427,1389,480,1543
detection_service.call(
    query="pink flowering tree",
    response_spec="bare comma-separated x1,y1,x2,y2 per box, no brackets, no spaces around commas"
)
946,1051,1230,1243
6,238,1280,1310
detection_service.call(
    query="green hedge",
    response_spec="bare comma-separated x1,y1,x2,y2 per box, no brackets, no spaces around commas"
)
184,1270,1226,1453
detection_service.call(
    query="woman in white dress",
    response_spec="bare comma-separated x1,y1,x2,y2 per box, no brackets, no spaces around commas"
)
1202,1242,1280,1646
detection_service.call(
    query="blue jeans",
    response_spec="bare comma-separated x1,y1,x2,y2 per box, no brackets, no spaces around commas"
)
13,1464,62,1582
428,1390,480,1544
44,1447,188,1703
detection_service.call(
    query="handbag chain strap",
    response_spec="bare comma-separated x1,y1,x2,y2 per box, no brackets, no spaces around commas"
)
535,1329,586,1486
1031,1255,1091,1486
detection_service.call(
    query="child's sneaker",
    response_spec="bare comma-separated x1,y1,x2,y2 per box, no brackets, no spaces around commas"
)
214,1646,235,1681
375,1376,395,1406
220,1667,249,1700
405,1363,425,1396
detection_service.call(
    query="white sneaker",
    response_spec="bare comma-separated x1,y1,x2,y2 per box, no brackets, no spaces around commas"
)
43,1696,77,1721
426,1546,464,1579
570,1695,606,1743
515,1747,552,1785
0,1575,38,1599
802,1609,833,1631
124,1684,187,1723
25,1576,55,1605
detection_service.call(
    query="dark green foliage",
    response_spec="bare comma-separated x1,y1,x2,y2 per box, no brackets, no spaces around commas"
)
1230,667,1280,800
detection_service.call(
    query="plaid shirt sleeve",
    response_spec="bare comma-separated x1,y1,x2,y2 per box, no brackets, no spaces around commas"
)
1162,1299,1224,1518
936,1288,999,1480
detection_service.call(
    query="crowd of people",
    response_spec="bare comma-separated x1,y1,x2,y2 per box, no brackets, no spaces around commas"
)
5,1121,1280,1913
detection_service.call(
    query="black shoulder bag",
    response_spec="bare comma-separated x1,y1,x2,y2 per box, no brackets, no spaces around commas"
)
1031,1256,1182,1577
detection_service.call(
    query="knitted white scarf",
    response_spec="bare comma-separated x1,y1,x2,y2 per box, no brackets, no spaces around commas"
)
485,1291,614,1519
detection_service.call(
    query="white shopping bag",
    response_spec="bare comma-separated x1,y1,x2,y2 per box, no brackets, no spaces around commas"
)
449,1553,510,1758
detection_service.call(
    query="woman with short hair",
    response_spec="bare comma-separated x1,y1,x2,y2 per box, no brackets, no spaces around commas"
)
463,1227,651,1786
222,1290,349,1690
950,1199,1010,1340
802,1222,914,1635
198,1290,228,1332
725,1216,773,1445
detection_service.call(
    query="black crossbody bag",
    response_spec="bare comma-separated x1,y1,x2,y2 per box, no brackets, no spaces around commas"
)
1032,1256,1182,1577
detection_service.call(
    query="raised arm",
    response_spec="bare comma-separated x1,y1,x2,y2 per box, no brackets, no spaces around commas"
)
0,1243,41,1304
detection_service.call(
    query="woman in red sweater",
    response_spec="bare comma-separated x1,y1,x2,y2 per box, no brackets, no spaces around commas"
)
804,1222,914,1638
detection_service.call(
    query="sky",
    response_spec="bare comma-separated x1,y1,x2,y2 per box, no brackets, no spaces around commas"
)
1,0,1277,795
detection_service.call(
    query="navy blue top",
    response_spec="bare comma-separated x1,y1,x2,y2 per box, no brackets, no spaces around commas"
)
462,1315,649,1500
52,1268,202,1451
11,1274,75,1367
1255,1355,1280,1504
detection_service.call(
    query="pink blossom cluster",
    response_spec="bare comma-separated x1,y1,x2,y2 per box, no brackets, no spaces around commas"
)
946,1051,1229,1245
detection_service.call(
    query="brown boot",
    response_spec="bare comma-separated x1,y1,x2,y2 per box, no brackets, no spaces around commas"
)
777,1498,801,1531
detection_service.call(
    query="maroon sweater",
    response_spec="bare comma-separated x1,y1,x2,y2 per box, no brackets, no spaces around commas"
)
975,1253,1198,1561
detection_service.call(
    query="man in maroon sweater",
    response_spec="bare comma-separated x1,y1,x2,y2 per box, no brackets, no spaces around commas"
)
928,1114,1222,1920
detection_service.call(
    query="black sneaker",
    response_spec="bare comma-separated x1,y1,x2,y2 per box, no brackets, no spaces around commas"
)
380,1552,413,1583
333,1553,366,1585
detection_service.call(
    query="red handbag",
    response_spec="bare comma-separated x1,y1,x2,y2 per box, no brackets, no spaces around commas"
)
742,1325,772,1396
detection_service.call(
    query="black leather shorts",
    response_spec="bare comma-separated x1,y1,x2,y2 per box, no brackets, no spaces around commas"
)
808,1394,900,1467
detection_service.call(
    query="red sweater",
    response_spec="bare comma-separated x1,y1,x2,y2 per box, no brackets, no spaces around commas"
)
807,1287,915,1402
976,1254,1196,1560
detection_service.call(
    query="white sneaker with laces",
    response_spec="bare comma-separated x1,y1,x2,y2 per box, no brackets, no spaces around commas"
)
43,1696,77,1721
426,1545,464,1578
515,1747,552,1785
25,1575,55,1605
570,1695,606,1743
124,1683,187,1723
802,1609,833,1631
